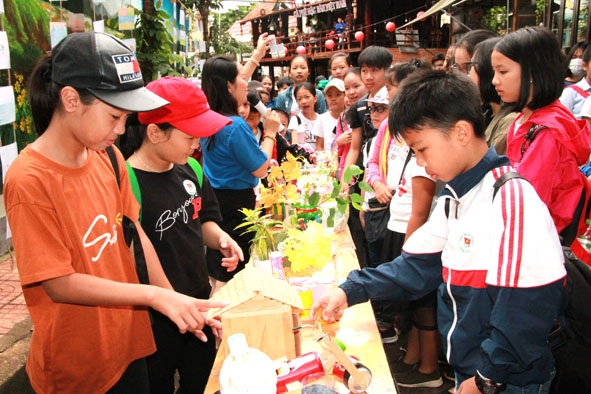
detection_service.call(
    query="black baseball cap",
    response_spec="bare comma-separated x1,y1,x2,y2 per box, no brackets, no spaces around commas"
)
51,32,169,112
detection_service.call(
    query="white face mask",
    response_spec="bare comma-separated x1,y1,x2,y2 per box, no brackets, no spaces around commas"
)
570,58,585,77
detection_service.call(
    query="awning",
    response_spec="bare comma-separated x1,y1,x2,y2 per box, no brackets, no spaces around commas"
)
396,0,457,30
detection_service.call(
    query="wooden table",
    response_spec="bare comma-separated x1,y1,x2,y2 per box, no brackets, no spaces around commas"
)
204,227,399,394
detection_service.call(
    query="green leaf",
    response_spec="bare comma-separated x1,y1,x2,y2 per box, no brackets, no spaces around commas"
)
307,192,321,207
327,207,336,228
342,165,364,184
330,180,341,198
359,181,373,193
350,193,365,211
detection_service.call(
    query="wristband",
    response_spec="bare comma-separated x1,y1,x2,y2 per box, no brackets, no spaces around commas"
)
475,371,506,394
263,134,275,142
249,58,260,67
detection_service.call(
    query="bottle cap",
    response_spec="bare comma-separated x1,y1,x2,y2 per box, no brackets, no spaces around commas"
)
334,338,346,351
227,333,248,356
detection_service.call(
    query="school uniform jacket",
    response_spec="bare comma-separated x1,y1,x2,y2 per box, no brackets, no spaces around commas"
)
341,148,566,386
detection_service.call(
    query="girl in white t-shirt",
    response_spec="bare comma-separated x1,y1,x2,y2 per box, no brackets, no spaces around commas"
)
288,82,319,152
314,78,346,151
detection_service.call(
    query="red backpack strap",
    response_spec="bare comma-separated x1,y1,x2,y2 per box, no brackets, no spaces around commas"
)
567,84,591,99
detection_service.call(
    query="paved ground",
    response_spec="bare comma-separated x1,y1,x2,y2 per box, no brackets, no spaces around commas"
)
0,252,34,393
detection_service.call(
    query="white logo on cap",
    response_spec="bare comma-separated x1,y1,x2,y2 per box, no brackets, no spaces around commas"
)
112,54,142,84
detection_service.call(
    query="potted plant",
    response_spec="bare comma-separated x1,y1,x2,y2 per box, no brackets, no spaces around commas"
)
235,208,285,262
258,152,371,228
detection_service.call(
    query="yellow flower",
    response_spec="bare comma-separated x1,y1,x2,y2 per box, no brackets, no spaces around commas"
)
281,152,302,182
284,183,300,202
283,222,335,273
268,165,284,183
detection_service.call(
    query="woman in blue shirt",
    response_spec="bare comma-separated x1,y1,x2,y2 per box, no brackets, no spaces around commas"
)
201,55,280,287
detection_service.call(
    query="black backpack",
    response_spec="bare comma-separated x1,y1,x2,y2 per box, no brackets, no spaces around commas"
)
445,171,591,392
549,245,591,393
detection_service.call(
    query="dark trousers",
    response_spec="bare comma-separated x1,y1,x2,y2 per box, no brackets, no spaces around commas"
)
348,207,368,268
107,358,149,394
373,230,411,331
147,311,216,394
207,188,256,282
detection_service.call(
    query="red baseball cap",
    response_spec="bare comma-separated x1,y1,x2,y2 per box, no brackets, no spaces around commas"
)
138,76,232,137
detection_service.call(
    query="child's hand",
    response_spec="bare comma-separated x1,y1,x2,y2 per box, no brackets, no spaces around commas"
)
218,235,243,272
373,181,393,204
311,288,348,323
336,131,352,146
456,377,480,394
151,288,228,335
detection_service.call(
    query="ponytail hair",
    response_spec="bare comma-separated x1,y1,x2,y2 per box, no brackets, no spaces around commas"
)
28,53,95,135
120,113,146,159
28,54,59,135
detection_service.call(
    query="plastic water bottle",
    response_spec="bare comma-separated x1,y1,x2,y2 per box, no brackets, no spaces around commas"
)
219,333,277,394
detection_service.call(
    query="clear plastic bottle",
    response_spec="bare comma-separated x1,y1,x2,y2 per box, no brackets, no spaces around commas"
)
576,219,591,254
219,333,277,394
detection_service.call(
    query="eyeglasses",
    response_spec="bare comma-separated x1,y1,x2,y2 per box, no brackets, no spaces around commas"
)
451,61,478,75
368,105,388,113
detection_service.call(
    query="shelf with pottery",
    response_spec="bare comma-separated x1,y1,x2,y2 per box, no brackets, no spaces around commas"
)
203,226,398,394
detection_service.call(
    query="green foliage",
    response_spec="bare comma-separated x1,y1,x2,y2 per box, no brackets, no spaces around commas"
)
131,6,176,82
482,6,508,35
236,208,284,261
0,72,36,151
4,0,49,78
0,0,49,150
209,5,253,56
209,23,251,56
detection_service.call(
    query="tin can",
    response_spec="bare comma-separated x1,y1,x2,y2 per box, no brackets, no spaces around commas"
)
276,351,325,393
269,251,285,280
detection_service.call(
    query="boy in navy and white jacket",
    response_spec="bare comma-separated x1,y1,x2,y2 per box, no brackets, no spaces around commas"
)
314,71,566,394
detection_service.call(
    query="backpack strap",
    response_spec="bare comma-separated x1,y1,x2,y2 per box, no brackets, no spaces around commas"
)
125,162,143,223
444,170,526,219
398,149,413,186
105,146,149,285
125,159,203,224
519,124,548,162
493,171,525,199
187,157,203,187
106,146,120,188
566,84,591,99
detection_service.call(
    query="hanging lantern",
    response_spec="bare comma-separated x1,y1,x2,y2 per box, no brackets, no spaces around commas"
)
386,21,396,32
417,11,426,21
325,39,335,50
354,31,364,41
296,45,307,55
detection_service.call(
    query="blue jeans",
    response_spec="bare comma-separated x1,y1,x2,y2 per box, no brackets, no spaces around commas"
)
455,369,555,394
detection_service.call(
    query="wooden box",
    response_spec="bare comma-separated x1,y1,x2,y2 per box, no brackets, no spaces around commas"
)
217,294,301,361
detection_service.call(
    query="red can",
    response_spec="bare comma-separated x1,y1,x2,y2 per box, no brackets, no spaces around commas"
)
276,351,325,393
331,355,359,382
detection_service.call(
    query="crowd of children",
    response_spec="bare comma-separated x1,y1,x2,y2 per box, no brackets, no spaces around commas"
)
5,24,591,394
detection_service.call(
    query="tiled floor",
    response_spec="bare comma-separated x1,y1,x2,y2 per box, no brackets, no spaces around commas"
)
0,255,29,336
